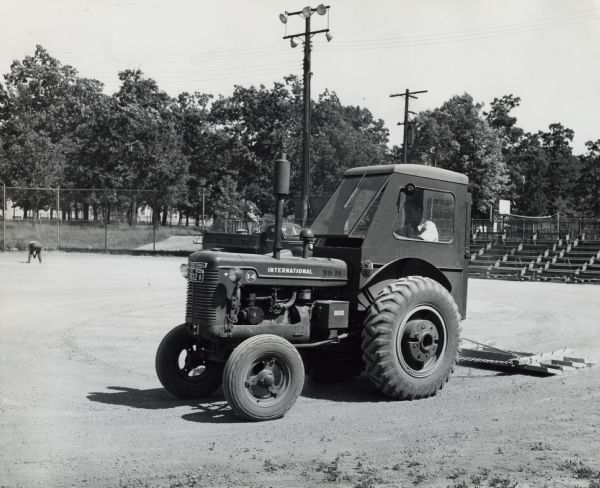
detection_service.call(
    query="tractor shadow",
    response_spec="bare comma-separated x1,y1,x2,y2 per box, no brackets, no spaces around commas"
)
87,386,239,423
301,375,390,403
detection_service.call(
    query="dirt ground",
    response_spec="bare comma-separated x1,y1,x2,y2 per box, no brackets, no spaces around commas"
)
1,252,599,488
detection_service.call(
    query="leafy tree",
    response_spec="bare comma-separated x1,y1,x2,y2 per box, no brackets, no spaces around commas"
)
576,140,600,217
0,45,105,218
538,123,581,215
80,69,189,225
510,133,550,215
209,76,390,219
409,93,508,216
209,77,299,213
484,95,525,209
311,90,389,197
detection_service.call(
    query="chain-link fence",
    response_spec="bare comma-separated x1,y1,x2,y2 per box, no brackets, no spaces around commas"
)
472,215,600,240
0,186,204,252
4,186,600,252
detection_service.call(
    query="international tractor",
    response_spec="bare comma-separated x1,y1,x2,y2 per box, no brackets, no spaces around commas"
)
156,158,471,421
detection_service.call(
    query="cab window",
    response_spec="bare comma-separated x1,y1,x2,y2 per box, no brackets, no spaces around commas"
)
393,187,455,243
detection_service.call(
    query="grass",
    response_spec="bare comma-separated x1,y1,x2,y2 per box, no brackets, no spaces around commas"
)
0,219,202,251
559,459,600,482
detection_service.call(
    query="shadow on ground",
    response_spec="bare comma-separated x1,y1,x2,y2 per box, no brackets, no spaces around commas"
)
87,386,240,423
301,375,388,403
87,386,222,409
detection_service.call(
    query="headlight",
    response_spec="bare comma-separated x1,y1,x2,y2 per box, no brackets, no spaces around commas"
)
244,270,257,283
227,267,243,283
179,263,188,279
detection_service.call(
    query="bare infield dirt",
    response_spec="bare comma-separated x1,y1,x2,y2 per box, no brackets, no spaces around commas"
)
1,252,599,488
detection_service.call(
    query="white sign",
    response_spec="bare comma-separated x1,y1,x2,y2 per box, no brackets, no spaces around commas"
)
498,199,511,215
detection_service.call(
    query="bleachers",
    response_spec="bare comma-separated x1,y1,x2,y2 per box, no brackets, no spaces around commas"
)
468,231,600,283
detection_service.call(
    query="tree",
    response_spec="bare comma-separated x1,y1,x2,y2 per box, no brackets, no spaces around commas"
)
0,45,105,218
209,76,390,219
209,77,300,213
409,93,509,216
510,133,551,215
311,90,389,197
576,140,600,217
80,70,189,225
484,95,525,210
539,123,581,215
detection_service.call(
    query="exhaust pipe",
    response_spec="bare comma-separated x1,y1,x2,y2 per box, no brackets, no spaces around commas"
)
273,154,290,259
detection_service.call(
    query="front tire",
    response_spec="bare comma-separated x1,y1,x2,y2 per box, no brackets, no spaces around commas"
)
155,324,223,399
223,335,305,421
362,276,461,400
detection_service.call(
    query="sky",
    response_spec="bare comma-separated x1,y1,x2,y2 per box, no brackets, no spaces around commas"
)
0,0,599,153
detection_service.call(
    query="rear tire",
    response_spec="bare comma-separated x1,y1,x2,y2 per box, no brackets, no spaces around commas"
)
155,324,223,399
223,335,304,421
361,276,461,400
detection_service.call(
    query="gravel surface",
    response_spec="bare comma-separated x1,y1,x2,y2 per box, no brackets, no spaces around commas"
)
1,252,599,488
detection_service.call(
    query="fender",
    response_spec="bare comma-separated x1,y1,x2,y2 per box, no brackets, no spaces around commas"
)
357,257,451,310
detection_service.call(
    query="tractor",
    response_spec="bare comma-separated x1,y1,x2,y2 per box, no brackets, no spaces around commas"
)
156,157,471,421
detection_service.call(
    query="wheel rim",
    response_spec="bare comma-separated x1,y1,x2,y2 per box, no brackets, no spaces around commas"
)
243,354,291,407
177,345,212,381
395,305,447,378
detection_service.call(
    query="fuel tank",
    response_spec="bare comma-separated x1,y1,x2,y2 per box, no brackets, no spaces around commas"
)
189,250,348,287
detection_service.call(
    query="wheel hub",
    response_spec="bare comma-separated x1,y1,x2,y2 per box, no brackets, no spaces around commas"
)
406,319,439,363
256,368,275,387
245,359,280,398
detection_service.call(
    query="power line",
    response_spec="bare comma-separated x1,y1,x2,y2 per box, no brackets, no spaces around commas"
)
0,8,595,63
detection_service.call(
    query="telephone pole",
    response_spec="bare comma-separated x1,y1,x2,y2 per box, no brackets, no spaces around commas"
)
390,88,427,163
279,4,332,227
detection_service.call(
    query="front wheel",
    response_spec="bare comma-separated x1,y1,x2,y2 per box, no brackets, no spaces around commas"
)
223,335,305,421
362,276,461,400
155,324,223,399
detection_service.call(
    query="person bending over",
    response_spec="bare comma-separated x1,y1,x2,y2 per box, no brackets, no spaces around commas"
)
27,240,43,263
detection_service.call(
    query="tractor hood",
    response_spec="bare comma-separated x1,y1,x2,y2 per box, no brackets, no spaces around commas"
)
189,250,347,287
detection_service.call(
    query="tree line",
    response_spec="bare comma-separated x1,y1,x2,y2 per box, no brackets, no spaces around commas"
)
0,45,598,224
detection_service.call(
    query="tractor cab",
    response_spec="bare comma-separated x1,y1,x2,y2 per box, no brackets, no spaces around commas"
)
312,164,470,318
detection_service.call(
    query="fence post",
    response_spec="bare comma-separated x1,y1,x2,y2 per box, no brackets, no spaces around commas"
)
56,187,60,251
104,190,108,252
2,181,5,252
153,189,157,252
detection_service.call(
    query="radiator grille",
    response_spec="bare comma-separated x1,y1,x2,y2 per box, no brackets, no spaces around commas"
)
185,269,220,324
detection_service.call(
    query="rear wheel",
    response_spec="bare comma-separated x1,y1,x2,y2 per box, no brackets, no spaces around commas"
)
155,324,223,399
362,276,461,400
223,335,304,421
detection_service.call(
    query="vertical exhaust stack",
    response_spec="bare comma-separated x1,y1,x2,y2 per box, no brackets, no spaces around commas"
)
273,154,290,259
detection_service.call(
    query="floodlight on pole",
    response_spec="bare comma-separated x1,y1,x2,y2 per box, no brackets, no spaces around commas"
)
279,4,332,227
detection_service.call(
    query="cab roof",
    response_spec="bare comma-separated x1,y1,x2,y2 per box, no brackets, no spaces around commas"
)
344,164,469,185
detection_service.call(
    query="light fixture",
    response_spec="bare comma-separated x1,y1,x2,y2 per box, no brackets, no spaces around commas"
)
290,37,299,48
326,31,333,42
301,6,311,18
316,4,327,15
279,13,287,24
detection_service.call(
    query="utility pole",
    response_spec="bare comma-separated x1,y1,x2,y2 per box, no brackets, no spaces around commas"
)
390,88,427,163
199,177,207,230
280,4,332,227
1,180,5,252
